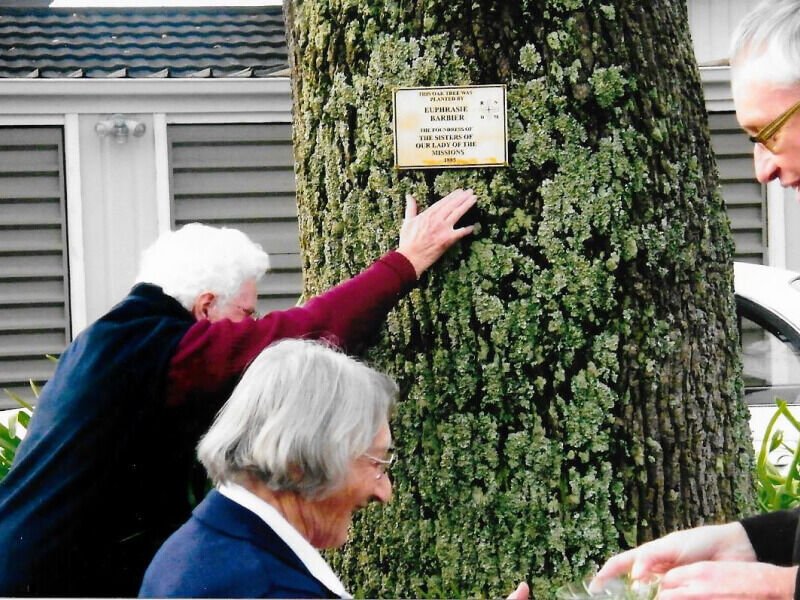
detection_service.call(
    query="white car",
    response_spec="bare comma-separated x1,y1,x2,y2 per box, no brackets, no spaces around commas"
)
734,261,800,462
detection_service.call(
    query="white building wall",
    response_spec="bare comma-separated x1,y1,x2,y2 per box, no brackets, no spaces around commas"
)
687,0,757,65
0,78,292,332
78,113,160,321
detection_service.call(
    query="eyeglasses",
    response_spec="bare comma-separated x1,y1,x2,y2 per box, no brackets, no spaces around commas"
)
362,448,396,480
748,98,800,153
209,294,260,320
233,304,260,319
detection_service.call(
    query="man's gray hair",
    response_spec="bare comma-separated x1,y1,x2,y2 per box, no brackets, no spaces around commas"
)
731,0,800,86
135,223,270,311
197,339,398,498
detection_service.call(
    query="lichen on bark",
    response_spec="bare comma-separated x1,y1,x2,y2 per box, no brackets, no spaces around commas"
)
284,1,755,596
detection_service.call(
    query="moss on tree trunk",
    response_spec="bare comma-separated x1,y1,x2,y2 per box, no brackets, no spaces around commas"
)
284,1,755,596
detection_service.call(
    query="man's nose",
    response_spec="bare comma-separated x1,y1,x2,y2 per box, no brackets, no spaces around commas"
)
374,473,392,504
753,142,780,184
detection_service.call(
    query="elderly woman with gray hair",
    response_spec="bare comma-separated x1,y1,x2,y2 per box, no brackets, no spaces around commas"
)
139,339,529,599
138,338,394,598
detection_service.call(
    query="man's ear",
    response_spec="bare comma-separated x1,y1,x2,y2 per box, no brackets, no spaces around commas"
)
192,292,216,321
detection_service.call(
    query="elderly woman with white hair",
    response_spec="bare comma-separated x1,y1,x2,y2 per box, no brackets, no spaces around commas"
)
139,339,397,598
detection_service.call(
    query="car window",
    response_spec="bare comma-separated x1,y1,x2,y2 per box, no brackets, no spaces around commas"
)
741,313,800,404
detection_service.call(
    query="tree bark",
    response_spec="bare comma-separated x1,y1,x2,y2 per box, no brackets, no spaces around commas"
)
284,1,755,596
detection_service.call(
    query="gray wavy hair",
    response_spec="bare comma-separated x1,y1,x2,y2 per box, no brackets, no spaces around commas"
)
197,339,397,498
731,0,800,86
135,223,270,311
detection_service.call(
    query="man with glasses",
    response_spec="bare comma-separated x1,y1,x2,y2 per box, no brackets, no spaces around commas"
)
591,1,800,598
0,189,478,597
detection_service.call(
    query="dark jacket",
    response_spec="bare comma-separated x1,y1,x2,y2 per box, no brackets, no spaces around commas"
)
0,284,196,596
139,490,338,598
741,509,800,600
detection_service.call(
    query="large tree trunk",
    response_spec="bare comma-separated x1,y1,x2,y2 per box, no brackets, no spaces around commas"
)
284,1,755,596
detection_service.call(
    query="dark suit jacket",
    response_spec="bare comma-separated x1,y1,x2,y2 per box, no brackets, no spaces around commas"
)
139,490,339,598
0,284,196,597
741,509,800,600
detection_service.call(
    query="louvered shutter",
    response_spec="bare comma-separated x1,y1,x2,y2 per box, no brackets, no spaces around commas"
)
0,127,70,408
168,123,301,313
709,112,767,264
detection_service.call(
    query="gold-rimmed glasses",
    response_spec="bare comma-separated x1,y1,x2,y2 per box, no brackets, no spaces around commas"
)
749,98,800,153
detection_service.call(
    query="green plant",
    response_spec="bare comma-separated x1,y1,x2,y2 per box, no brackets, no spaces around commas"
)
756,399,800,512
0,355,55,482
556,575,658,599
0,383,36,481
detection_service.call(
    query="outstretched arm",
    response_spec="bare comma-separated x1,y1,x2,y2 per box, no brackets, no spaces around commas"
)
167,188,478,405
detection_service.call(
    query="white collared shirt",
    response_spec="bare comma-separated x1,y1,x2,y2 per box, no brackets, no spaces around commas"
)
218,482,352,599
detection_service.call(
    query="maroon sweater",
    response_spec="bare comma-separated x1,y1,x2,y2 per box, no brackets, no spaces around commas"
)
165,250,417,407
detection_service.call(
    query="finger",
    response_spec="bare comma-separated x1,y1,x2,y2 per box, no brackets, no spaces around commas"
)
656,590,721,600
442,188,473,209
655,583,714,600
404,194,418,221
444,191,477,225
592,549,640,586
440,187,466,202
424,188,465,216
630,551,674,580
506,581,529,600
452,224,475,239
658,563,704,590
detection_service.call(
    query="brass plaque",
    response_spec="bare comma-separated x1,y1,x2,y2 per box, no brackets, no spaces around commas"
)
393,85,508,169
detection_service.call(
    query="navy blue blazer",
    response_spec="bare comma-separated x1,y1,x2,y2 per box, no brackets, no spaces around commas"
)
139,490,339,598
0,284,196,596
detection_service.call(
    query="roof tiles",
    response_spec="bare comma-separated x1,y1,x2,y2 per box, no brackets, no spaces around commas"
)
0,7,288,78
